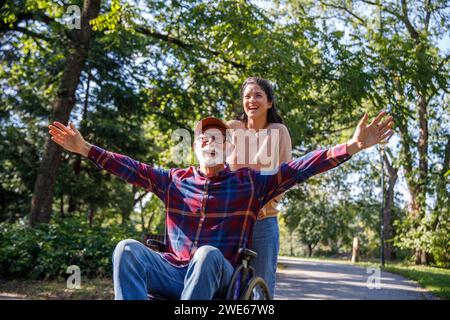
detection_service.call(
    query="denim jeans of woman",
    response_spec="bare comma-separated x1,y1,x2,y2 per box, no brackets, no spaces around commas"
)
250,216,279,298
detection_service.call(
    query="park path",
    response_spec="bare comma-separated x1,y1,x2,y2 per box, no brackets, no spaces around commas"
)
274,256,435,300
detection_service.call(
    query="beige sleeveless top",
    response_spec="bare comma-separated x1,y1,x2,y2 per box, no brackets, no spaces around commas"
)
226,120,292,220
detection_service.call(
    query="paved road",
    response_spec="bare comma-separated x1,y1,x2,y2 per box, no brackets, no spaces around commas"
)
274,257,434,300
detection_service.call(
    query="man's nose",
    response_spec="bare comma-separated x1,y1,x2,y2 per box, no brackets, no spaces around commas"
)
202,137,215,146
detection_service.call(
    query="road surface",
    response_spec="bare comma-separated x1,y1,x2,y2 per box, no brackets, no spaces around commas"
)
274,256,435,300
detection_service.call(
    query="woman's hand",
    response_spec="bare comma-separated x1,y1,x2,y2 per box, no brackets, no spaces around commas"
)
346,111,394,155
48,121,92,157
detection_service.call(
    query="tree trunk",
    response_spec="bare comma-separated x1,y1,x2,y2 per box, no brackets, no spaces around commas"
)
435,136,450,218
30,0,101,226
351,237,360,263
290,232,294,256
307,244,313,257
68,70,91,214
146,210,157,234
139,197,146,235
121,209,131,225
67,156,81,213
60,190,64,218
414,94,430,265
382,151,398,261
88,206,95,228
417,95,429,212
397,96,429,265
383,182,395,261
415,249,429,265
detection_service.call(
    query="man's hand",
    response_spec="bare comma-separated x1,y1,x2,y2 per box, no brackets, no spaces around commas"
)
48,121,92,157
346,111,394,155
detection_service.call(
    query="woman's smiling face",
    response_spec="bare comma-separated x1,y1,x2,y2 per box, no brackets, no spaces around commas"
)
242,83,272,120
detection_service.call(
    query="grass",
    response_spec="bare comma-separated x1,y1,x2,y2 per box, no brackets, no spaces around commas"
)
381,264,450,300
0,277,113,300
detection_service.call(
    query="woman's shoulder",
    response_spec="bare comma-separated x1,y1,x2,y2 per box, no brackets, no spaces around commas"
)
267,122,290,136
226,119,245,129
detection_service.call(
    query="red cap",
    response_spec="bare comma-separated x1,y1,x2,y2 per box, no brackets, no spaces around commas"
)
194,117,230,137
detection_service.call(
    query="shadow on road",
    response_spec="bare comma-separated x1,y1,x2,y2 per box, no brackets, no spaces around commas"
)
274,257,432,300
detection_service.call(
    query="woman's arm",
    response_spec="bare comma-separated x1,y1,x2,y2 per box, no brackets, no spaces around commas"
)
279,124,292,164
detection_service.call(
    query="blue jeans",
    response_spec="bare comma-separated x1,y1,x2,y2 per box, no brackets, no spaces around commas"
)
250,216,279,298
112,239,234,300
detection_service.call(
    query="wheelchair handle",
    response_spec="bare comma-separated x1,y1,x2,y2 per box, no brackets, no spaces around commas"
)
238,248,258,262
146,239,166,252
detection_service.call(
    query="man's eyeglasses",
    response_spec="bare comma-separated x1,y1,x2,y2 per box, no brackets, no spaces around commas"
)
195,134,226,144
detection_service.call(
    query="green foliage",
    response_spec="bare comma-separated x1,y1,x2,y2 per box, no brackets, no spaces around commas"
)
395,210,450,268
0,217,140,279
285,194,337,255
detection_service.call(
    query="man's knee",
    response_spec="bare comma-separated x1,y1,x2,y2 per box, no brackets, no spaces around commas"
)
112,239,143,264
191,245,223,266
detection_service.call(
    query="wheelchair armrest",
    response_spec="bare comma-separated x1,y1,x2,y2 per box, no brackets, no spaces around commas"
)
238,248,258,262
145,239,166,252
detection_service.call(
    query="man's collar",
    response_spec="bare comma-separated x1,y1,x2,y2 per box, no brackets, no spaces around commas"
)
196,163,231,178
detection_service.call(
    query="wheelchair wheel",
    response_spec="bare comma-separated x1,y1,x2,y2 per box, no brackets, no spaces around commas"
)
240,276,271,300
226,264,244,300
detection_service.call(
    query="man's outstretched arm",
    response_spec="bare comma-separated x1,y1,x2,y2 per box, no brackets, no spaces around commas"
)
48,121,170,199
255,111,394,206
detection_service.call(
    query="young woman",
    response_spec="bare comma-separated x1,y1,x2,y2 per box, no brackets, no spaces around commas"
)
227,77,292,298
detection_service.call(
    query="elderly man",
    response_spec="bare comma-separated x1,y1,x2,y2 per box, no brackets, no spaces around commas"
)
48,111,394,300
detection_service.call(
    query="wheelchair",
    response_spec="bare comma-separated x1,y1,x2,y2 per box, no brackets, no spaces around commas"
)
144,235,271,300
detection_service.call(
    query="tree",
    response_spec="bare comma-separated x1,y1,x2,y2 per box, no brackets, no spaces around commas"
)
29,0,101,225
381,147,399,260
315,0,450,265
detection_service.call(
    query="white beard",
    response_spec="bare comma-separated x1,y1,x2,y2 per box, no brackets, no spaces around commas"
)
195,145,225,167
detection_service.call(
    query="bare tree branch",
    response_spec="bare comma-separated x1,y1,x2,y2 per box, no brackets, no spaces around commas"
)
319,1,366,25
0,11,61,33
437,52,450,72
360,0,420,41
382,148,398,177
13,26,51,43
424,0,432,32
400,0,420,40
133,191,149,206
360,0,402,20
135,26,247,69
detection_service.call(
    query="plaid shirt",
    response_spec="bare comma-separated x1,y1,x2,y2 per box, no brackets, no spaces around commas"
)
88,143,351,267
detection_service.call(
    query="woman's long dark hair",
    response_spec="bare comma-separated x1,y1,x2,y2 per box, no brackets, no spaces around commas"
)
238,77,284,124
